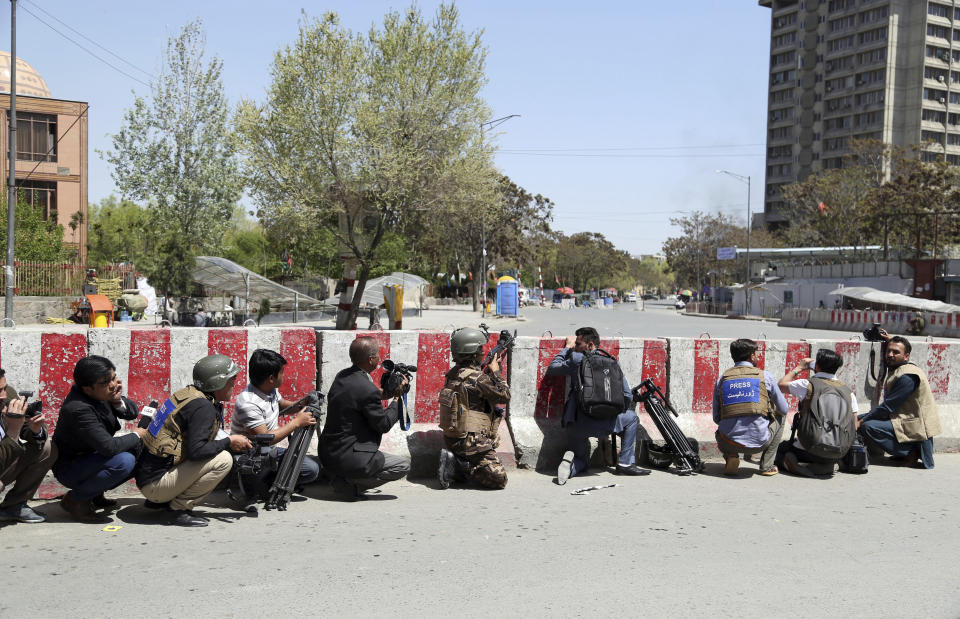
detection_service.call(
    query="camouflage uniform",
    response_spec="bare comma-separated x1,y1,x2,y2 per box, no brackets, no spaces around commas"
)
440,365,510,489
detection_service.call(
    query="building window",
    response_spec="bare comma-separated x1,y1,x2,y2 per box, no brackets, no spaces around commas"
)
929,3,950,19
923,108,947,123
14,112,56,162
18,180,56,222
859,27,888,45
860,6,888,24
928,24,950,40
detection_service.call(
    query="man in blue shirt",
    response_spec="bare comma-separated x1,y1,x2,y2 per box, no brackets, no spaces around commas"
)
546,326,649,485
713,338,788,476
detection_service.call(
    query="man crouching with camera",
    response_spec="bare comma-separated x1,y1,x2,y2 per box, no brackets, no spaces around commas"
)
319,337,411,501
0,389,55,524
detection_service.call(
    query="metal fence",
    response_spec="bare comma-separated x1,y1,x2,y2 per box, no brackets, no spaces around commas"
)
11,262,137,297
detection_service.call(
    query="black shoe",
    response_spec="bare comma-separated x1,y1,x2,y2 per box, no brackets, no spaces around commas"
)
438,449,456,489
331,476,366,502
91,494,119,509
144,499,171,510
169,510,208,527
615,464,651,476
0,503,46,523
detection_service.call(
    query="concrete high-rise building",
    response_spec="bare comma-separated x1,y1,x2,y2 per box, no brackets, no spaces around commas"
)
759,0,959,228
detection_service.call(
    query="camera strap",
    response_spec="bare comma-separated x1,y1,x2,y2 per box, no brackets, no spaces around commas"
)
397,393,411,431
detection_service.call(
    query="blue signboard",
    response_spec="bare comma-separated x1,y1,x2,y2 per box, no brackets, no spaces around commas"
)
717,246,737,260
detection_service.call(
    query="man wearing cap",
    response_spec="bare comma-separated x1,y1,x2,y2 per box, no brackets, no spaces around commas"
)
135,354,253,527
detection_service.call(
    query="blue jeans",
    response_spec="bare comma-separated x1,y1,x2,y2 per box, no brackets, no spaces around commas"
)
565,409,639,478
53,451,137,501
240,448,321,498
860,418,935,469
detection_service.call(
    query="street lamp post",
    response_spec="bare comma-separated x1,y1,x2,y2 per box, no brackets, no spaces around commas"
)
479,114,519,317
716,170,751,315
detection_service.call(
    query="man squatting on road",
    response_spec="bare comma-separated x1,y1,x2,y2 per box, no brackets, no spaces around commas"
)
437,327,511,489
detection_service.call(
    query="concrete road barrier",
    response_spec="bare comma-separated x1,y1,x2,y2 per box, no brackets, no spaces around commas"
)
10,326,960,498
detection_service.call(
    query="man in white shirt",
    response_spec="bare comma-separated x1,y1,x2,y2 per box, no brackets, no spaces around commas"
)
777,349,858,476
232,349,320,502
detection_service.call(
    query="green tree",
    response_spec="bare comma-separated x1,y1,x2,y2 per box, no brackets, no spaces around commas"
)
0,196,69,262
86,195,156,268
103,20,242,303
236,5,494,328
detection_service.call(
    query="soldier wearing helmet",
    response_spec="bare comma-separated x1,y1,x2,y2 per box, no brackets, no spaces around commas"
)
134,354,253,527
437,327,511,489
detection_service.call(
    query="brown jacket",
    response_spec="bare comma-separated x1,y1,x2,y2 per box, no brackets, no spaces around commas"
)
884,363,941,443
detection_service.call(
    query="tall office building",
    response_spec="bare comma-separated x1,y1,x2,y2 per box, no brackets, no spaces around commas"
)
759,0,958,228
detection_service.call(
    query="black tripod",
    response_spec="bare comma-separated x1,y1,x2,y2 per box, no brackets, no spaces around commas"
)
632,379,703,475
264,395,325,511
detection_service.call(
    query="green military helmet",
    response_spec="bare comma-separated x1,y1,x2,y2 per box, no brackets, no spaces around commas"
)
193,354,241,392
450,327,488,361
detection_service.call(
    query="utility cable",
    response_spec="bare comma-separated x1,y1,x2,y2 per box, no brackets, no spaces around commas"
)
19,4,151,89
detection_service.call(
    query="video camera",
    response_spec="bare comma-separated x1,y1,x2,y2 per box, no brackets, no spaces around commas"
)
862,322,884,342
2,390,43,419
380,359,416,398
236,434,278,477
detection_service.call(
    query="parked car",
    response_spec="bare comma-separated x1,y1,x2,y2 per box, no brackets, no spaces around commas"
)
626,293,637,303
641,293,657,301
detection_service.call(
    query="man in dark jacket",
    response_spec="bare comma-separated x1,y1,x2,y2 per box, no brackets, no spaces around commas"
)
319,337,410,500
135,355,252,527
53,356,146,522
0,396,55,524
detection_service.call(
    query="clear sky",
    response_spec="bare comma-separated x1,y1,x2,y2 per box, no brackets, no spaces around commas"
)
3,1,771,256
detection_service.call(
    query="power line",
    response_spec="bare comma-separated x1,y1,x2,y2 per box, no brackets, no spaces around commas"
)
21,0,154,79
500,143,765,152
498,152,763,159
19,4,152,89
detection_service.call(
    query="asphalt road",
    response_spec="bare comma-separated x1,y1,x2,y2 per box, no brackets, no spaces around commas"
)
394,300,870,341
5,456,960,617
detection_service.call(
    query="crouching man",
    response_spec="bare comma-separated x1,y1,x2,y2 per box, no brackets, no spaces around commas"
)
437,327,511,490
713,338,788,476
135,355,252,526
858,333,941,469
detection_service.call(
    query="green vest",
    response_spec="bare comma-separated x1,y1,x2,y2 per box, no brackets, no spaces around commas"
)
141,385,218,466
718,365,773,420
438,366,499,439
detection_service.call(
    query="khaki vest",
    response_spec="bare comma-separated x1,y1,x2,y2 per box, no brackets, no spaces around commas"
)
438,366,499,439
141,386,218,466
718,365,773,420
884,363,941,443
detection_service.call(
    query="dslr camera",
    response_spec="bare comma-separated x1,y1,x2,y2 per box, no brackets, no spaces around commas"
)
380,359,417,398
862,322,885,342
2,390,43,419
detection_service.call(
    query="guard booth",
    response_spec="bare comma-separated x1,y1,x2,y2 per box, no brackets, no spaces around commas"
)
496,276,519,317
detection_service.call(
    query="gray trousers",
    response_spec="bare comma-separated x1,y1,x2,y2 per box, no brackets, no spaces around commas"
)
716,414,785,472
348,453,410,490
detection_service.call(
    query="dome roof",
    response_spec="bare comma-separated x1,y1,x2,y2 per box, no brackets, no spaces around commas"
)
0,52,51,98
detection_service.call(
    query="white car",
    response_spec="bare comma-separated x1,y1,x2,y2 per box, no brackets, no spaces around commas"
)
625,293,637,303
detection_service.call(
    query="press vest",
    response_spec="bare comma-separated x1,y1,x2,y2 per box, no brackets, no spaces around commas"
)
438,366,499,439
718,365,773,420
141,385,219,466
884,363,941,442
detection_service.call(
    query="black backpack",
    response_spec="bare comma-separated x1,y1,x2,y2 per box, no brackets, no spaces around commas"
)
794,376,856,460
838,435,869,474
577,349,626,419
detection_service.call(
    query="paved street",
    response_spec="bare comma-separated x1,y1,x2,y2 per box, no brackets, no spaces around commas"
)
5,456,960,617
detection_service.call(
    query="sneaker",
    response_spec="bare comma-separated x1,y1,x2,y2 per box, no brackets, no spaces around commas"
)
758,465,779,476
169,510,208,527
723,454,740,476
0,502,46,523
438,449,456,489
91,494,119,509
615,464,652,476
557,450,574,486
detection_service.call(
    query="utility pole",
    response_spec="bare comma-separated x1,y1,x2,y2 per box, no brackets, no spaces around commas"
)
478,114,519,317
716,170,751,315
6,0,17,325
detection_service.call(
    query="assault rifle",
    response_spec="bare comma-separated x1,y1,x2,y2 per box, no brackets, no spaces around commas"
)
632,379,702,476
477,324,522,464
264,391,324,511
